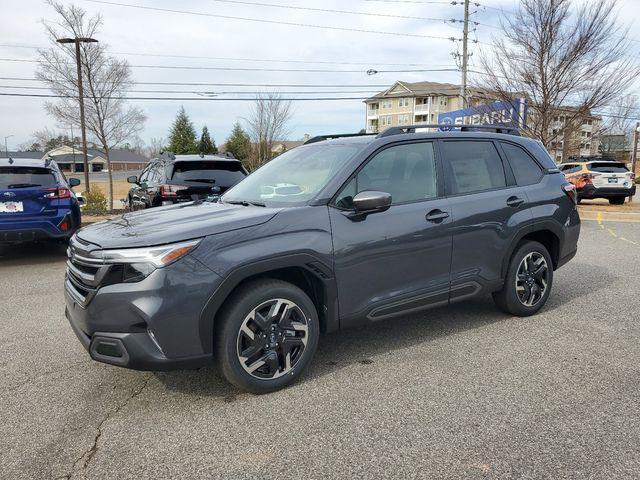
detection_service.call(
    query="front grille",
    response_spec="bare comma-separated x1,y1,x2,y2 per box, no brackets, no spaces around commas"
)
66,236,111,306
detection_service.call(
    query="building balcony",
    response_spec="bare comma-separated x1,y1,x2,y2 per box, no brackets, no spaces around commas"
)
367,109,379,118
415,104,430,113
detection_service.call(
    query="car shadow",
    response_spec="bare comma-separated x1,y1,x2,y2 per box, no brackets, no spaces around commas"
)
154,263,615,399
0,241,68,266
154,298,507,400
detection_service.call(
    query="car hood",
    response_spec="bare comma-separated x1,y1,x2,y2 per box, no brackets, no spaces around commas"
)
76,201,281,249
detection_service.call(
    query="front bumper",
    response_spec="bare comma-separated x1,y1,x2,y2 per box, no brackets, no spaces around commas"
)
64,253,221,370
578,184,636,199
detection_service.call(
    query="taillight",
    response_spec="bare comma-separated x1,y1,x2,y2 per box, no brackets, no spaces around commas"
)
44,187,71,199
562,183,577,204
159,185,187,197
579,173,595,184
630,172,636,181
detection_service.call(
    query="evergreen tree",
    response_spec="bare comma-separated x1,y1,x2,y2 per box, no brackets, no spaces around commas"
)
167,106,197,154
225,122,252,161
197,126,218,154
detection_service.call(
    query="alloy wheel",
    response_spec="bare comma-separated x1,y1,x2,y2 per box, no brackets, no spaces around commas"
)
236,299,309,380
515,252,549,307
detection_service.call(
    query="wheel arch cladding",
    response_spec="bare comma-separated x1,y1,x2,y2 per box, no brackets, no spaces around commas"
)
198,255,338,355
501,226,561,280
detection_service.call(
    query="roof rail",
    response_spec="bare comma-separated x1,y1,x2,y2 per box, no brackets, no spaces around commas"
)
377,124,521,138
303,132,376,145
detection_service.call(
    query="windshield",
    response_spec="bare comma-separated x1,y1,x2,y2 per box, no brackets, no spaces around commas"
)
222,144,361,206
171,161,246,186
0,167,56,189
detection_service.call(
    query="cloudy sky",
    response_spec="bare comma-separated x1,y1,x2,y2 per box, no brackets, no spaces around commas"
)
1,0,638,150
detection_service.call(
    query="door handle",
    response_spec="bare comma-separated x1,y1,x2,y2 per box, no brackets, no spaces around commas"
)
426,209,450,222
506,196,525,208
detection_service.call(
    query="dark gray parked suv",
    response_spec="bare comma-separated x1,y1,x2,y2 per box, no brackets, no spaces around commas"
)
64,126,580,393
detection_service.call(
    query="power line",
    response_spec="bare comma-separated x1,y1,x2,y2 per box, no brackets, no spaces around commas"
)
0,43,457,67
0,77,392,87
0,92,371,101
84,0,457,40
206,0,453,22
0,57,461,74
0,84,383,95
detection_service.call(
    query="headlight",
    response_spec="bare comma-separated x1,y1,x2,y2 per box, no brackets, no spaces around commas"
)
100,238,202,268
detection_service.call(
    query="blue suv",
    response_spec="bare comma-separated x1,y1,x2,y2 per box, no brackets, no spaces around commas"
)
1,157,82,243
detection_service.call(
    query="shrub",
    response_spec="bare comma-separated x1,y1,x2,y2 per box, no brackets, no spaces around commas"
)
83,188,108,213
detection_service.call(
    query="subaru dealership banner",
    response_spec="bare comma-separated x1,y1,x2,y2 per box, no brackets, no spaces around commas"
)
438,98,528,130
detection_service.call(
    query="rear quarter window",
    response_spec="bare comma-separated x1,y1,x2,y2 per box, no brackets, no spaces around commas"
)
0,167,56,189
500,142,543,185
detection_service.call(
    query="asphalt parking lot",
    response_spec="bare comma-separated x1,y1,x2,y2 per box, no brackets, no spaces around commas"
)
1,217,639,479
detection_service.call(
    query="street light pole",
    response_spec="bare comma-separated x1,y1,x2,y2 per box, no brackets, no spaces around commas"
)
4,134,13,157
56,36,98,191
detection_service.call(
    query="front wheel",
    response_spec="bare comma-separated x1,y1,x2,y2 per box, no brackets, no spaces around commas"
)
215,279,319,393
493,241,553,316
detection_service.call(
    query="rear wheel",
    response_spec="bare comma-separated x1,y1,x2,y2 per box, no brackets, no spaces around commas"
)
215,279,319,393
609,196,626,205
493,241,553,316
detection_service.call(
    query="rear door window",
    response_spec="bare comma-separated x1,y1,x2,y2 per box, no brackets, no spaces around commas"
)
0,167,56,189
171,161,246,186
588,162,629,173
500,142,543,185
441,141,506,194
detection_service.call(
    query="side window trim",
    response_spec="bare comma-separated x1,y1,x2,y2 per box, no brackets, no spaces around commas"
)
438,138,512,197
330,139,442,210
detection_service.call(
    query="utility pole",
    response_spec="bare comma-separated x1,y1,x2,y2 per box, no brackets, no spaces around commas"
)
56,36,98,191
70,125,76,173
4,134,13,157
631,122,639,202
459,0,470,110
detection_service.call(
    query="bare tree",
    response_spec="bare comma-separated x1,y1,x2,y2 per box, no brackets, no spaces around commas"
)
595,95,639,157
245,92,293,170
36,2,146,207
476,0,639,152
145,137,166,158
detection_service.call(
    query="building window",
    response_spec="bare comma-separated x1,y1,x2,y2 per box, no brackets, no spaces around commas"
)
382,100,392,109
380,115,392,127
398,98,410,108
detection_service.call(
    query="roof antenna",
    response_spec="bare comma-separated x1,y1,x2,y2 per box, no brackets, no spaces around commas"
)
199,152,205,158
8,158,14,164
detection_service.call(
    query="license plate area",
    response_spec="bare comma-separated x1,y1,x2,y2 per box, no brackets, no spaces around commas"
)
608,178,618,184
0,201,24,213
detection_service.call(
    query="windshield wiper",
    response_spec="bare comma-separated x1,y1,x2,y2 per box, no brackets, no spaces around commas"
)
225,199,266,207
7,183,41,188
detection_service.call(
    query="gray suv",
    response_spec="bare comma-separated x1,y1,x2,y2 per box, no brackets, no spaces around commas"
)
64,126,581,393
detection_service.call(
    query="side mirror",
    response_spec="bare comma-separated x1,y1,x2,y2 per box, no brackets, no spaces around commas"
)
352,191,392,214
127,175,138,184
211,185,221,194
68,178,81,188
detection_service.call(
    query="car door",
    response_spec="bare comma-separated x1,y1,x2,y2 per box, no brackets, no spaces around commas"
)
329,141,453,326
439,139,533,298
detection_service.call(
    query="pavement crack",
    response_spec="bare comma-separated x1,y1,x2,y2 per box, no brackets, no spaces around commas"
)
60,375,151,479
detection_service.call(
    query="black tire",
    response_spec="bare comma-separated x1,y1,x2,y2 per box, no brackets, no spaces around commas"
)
214,278,319,394
493,241,553,317
609,196,626,205
576,197,582,204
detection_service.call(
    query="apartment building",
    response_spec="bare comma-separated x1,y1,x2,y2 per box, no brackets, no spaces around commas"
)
364,81,486,134
547,113,602,163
